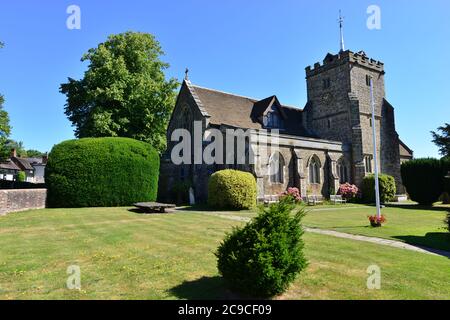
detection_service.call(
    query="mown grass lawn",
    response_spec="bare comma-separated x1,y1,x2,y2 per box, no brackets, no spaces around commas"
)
301,203,450,252
0,207,449,300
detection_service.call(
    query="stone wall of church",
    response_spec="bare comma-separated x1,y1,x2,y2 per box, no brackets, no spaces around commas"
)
305,61,353,144
380,102,404,193
305,52,405,193
158,84,209,205
253,136,343,199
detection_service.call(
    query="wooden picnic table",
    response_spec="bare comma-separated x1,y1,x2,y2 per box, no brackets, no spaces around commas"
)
133,202,176,213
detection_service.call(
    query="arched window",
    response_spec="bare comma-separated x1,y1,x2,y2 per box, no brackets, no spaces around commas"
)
337,158,348,184
181,104,194,133
269,152,285,184
309,155,321,184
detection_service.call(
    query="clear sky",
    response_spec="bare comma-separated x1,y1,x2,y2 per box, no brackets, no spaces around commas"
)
0,0,449,157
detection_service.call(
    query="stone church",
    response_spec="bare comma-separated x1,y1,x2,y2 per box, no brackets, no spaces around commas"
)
159,49,413,204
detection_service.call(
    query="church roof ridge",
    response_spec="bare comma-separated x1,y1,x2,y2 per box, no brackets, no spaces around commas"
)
190,83,300,110
190,83,260,102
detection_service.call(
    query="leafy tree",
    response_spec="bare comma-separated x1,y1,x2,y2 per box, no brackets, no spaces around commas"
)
26,149,46,158
60,31,179,153
0,41,12,161
1,138,45,159
4,140,26,157
431,123,450,158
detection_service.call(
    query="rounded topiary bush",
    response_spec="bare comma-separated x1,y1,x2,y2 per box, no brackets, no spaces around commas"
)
45,137,159,208
362,174,396,204
208,170,256,210
401,158,443,205
216,198,307,298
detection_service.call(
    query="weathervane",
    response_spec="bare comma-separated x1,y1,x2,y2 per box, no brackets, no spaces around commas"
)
184,68,189,80
338,10,345,52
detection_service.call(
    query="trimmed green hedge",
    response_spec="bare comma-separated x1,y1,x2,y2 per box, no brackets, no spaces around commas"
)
401,158,444,205
362,174,396,204
45,137,159,208
216,198,307,297
208,170,256,210
443,157,450,194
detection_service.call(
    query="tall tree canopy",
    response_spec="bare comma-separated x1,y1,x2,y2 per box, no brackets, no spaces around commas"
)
4,140,26,157
0,41,12,161
431,123,450,158
60,31,179,153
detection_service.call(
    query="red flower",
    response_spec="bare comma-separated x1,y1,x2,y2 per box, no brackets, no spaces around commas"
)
368,214,387,224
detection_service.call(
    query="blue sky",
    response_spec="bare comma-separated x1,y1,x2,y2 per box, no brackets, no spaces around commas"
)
0,0,449,157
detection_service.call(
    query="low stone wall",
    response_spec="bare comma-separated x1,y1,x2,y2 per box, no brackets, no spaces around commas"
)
0,189,47,216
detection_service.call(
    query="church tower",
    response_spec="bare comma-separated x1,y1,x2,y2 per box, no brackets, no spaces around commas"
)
303,49,403,190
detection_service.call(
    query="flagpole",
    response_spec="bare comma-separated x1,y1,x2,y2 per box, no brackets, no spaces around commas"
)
370,77,381,219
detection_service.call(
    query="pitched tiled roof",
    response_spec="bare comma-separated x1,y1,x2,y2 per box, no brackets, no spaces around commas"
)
11,157,34,170
399,139,413,157
26,157,46,165
0,160,20,171
250,96,276,120
189,83,316,137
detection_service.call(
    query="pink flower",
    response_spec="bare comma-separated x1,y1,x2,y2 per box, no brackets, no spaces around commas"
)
280,187,302,203
337,183,359,200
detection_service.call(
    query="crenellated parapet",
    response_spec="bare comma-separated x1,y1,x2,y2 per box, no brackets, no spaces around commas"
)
305,50,384,78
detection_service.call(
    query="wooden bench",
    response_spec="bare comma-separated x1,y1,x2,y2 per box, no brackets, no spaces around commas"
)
263,194,280,205
330,194,347,204
306,195,323,206
133,202,176,213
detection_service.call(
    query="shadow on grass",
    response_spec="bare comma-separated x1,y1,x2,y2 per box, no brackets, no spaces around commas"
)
169,276,248,300
393,233,450,257
128,208,144,214
175,205,254,214
385,203,450,212
127,208,177,215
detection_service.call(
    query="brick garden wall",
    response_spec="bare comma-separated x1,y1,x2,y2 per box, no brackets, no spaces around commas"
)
0,189,47,216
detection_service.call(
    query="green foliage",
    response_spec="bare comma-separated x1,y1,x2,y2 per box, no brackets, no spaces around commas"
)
0,42,10,161
0,97,12,161
401,158,445,205
1,139,45,158
26,150,46,158
3,140,27,157
45,137,159,208
442,157,450,193
60,31,179,154
17,171,26,182
208,170,256,210
362,174,396,203
216,198,307,297
431,123,450,158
